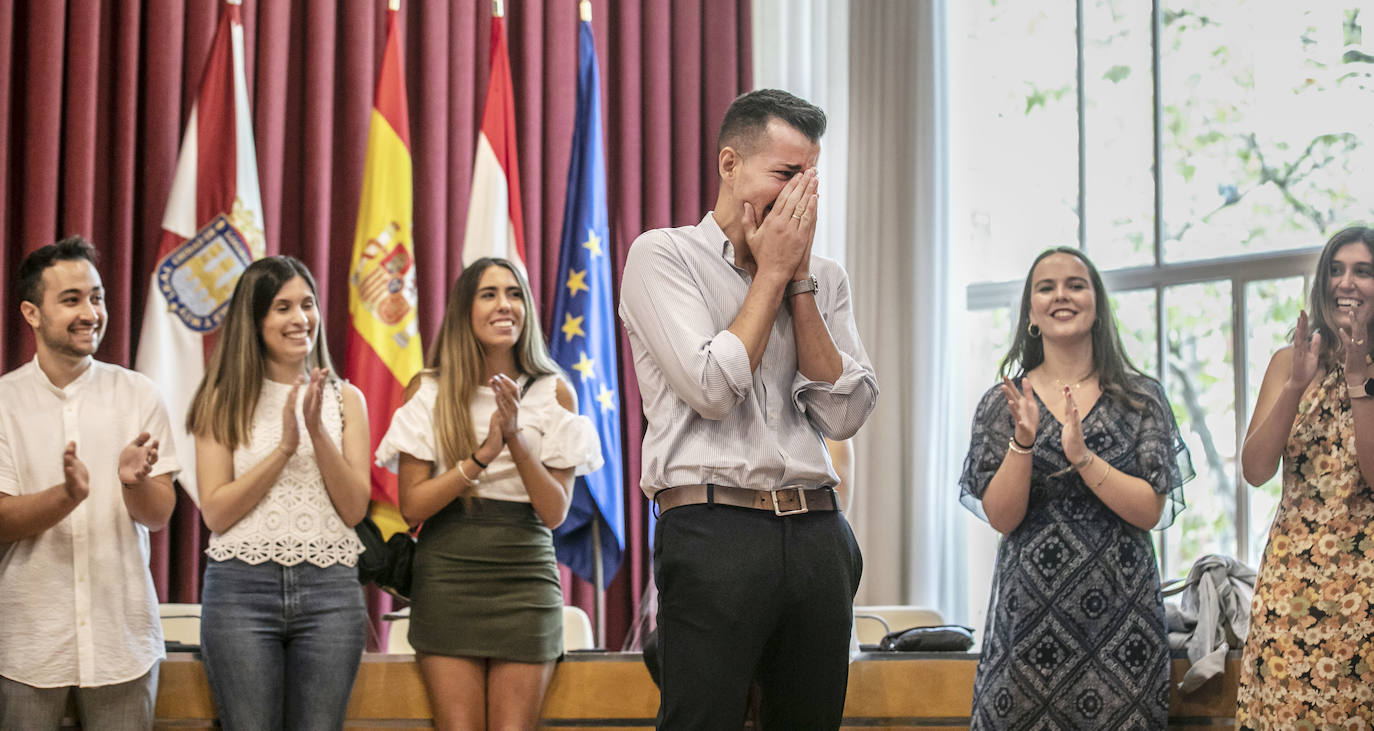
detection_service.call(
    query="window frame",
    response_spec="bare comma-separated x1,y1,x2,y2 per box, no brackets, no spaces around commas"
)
958,0,1327,577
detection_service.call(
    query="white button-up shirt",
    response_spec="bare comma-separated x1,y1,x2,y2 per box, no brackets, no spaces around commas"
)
0,358,179,688
620,212,878,496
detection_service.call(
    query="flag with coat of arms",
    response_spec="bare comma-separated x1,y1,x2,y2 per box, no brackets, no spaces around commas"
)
135,0,265,504
346,2,422,539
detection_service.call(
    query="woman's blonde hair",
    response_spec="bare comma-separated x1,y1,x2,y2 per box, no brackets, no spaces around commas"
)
186,256,334,450
427,257,561,471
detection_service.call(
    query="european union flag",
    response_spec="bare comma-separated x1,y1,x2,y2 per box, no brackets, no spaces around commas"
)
549,17,624,585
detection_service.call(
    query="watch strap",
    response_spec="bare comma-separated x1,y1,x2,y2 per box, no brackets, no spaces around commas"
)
785,275,819,298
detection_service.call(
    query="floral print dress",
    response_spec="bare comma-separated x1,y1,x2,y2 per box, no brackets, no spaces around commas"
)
1236,366,1374,730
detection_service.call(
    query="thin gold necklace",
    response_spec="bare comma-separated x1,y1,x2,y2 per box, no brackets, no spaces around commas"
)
1050,372,1096,391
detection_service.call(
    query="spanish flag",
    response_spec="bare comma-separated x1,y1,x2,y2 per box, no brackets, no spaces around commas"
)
346,2,421,537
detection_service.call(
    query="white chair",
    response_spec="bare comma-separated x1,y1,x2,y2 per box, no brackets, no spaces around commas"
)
385,611,414,654
853,605,944,646
381,605,596,654
562,605,594,652
159,603,202,646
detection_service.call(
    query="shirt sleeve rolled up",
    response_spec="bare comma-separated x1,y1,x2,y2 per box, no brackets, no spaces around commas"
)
620,232,754,420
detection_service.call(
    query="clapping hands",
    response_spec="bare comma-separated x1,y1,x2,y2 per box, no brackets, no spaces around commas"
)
118,432,160,486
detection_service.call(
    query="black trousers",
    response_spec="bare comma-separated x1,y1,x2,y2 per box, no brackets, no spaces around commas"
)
653,501,863,730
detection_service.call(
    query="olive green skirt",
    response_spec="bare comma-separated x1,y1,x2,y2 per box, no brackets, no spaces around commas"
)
408,497,563,663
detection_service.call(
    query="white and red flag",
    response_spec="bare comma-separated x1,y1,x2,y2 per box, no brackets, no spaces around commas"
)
135,0,265,504
461,3,526,268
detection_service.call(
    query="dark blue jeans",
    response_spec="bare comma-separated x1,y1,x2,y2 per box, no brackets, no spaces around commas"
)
200,558,366,731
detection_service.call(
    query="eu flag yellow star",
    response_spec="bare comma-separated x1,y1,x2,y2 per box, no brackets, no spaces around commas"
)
596,384,616,412
572,351,596,380
561,313,586,342
566,268,589,297
583,228,604,258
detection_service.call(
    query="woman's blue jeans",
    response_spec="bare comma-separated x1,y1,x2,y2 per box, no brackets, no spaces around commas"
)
200,558,367,730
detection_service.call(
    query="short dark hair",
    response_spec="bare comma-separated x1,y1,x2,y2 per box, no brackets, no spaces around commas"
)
717,88,827,154
17,236,101,305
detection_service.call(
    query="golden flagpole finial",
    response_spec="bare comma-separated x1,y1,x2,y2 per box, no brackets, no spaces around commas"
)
492,0,505,19
580,0,592,22
389,0,400,10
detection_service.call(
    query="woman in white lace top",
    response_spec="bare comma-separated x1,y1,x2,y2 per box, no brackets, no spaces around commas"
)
186,256,370,730
376,257,602,730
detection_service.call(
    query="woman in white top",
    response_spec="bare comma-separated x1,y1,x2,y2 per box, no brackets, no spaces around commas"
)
186,256,370,730
377,257,601,730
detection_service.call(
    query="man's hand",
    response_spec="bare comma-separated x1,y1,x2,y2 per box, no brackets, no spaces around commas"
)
742,169,819,280
118,432,159,487
63,441,90,503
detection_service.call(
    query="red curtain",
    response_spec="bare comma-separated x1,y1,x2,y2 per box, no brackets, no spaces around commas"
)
0,0,751,651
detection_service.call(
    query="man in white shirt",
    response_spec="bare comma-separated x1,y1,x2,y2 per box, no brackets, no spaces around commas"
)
620,89,878,728
0,237,179,730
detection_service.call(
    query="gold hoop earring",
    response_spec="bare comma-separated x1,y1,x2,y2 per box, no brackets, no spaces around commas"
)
1027,323,1041,338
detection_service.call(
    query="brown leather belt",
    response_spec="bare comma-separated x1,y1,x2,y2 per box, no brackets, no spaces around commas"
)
654,484,837,516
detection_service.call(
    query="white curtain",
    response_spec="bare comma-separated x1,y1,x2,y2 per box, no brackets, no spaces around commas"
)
754,0,962,623
845,0,964,622
750,0,850,265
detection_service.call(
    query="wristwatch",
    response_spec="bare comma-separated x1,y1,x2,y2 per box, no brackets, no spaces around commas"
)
1349,377,1374,399
785,275,819,298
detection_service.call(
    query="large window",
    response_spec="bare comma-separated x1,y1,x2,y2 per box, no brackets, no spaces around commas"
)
951,0,1374,622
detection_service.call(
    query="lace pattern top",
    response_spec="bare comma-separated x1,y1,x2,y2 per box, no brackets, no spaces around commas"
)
206,379,364,567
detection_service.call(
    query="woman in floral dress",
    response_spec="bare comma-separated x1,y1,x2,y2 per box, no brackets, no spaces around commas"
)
960,247,1191,729
1238,226,1374,729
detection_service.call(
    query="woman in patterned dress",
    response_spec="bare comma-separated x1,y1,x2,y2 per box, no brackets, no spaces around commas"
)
960,247,1191,729
186,256,371,730
1237,226,1374,729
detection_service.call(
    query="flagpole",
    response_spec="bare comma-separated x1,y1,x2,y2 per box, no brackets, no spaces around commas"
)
389,0,399,10
592,520,605,646
578,0,607,651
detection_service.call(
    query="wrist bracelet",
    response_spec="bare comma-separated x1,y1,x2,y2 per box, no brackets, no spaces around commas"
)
1011,435,1034,451
1007,437,1032,455
457,461,479,486
275,443,294,458
471,454,489,470
1091,461,1111,489
1073,452,1094,471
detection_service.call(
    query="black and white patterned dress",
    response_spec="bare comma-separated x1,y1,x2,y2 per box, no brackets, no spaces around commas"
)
959,375,1191,730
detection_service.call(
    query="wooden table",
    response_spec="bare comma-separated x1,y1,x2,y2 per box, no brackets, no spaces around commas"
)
150,650,1240,730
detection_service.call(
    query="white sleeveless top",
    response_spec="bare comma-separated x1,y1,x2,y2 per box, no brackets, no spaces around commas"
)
206,379,364,567
375,374,603,503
